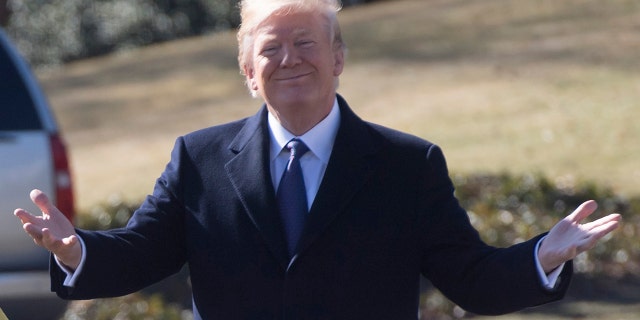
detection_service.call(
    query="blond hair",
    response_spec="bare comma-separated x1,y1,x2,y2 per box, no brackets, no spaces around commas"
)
237,0,346,94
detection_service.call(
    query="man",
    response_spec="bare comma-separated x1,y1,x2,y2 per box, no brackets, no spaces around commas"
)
15,0,621,319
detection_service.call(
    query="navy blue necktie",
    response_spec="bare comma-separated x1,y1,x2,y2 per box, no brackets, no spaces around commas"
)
277,138,310,257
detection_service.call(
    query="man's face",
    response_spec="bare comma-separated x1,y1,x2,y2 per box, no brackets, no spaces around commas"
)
245,10,344,114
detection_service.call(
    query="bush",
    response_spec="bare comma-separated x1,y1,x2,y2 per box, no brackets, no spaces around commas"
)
420,172,640,318
60,292,192,320
5,0,240,66
76,194,139,230
81,172,639,276
77,172,640,319
452,172,639,277
70,195,194,319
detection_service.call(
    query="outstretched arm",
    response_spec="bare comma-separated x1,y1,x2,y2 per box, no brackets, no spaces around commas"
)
538,200,621,273
14,189,82,270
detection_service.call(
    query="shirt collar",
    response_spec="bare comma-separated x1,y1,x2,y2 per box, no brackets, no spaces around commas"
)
268,98,341,165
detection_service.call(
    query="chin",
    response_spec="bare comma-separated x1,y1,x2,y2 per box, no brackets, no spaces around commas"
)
272,90,317,105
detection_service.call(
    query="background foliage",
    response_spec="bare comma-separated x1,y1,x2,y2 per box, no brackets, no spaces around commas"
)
61,292,191,320
79,172,640,277
3,0,376,66
74,173,640,319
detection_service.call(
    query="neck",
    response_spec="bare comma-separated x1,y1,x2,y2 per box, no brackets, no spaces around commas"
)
267,97,334,136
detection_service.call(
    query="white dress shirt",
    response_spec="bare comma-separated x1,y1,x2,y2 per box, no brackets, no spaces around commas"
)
59,97,563,289
268,99,341,209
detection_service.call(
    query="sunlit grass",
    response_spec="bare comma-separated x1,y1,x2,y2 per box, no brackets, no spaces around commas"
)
36,0,640,212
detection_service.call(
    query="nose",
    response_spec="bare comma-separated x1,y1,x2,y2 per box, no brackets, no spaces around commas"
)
281,45,301,68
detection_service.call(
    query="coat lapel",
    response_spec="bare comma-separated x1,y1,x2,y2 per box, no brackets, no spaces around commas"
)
224,98,379,268
224,107,290,269
294,97,379,260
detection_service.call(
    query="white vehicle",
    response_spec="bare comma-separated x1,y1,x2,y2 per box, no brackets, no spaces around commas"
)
0,28,74,320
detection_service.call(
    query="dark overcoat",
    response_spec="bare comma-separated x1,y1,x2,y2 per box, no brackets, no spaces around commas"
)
52,95,571,319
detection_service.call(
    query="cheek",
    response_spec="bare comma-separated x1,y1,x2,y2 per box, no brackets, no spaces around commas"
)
258,61,278,84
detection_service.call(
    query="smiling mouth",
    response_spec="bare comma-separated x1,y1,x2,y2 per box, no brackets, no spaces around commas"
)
276,72,312,81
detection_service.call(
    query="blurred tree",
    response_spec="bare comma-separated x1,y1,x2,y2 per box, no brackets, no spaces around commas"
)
4,0,383,66
0,0,9,26
5,0,240,66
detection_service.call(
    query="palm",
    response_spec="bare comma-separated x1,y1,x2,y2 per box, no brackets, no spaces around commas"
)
538,200,621,273
14,189,81,269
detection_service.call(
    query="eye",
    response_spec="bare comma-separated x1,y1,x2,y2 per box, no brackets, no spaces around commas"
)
260,46,278,56
296,39,315,48
257,40,280,56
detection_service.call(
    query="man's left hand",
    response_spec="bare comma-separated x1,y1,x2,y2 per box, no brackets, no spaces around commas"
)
538,200,621,273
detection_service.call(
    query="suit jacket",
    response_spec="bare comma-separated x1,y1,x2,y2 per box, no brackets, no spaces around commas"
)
51,95,572,319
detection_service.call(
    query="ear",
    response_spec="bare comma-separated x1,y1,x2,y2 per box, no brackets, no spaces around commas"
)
243,65,258,91
333,47,345,77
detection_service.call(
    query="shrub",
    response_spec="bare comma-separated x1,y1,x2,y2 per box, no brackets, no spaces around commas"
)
60,292,192,320
452,172,639,277
420,172,640,318
5,0,240,66
76,194,139,230
77,172,640,318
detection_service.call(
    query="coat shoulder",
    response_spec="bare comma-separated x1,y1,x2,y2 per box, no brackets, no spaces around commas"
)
177,117,261,163
365,121,439,154
183,118,248,146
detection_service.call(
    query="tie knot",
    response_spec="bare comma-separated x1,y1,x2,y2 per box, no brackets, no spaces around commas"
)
286,139,309,158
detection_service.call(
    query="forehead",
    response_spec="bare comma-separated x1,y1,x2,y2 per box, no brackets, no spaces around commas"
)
253,10,326,40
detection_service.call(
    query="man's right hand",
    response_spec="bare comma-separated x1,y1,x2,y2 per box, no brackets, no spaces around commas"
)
14,189,82,270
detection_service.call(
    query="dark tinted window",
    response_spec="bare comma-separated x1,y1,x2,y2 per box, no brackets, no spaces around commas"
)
0,39,42,130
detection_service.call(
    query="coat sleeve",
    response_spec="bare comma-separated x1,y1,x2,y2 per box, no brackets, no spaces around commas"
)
418,144,572,315
51,137,190,299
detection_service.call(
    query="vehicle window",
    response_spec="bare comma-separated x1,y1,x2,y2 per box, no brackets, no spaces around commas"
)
0,41,42,130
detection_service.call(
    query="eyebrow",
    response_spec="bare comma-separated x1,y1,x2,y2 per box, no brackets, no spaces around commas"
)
258,26,313,39
291,28,312,37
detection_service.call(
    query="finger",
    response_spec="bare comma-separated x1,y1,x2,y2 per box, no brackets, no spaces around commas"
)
22,223,44,244
582,213,622,230
14,208,38,224
30,189,62,218
62,234,79,247
577,219,621,252
566,200,598,222
580,218,620,244
588,217,621,238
